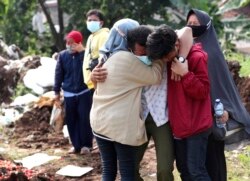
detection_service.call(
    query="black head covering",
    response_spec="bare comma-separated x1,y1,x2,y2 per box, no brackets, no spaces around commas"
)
187,9,250,134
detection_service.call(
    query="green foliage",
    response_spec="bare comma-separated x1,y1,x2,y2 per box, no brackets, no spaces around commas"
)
0,0,42,54
240,0,250,7
0,0,56,56
12,82,33,99
170,0,213,13
217,0,242,14
0,0,9,37
237,58,250,77
1,0,176,54
0,1,6,20
0,0,247,56
218,0,250,43
60,0,173,40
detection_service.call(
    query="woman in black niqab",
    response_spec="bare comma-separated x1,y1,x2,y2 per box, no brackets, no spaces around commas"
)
187,9,250,181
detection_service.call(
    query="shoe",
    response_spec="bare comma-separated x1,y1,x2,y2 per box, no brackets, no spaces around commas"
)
68,147,78,154
80,147,91,154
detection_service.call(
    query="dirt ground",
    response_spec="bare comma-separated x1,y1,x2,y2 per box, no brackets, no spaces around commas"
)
0,105,159,181
1,105,249,181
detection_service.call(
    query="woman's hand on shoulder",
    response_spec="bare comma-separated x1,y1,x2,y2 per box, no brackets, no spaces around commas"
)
91,63,108,83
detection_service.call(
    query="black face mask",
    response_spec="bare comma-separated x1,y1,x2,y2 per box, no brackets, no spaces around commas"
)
187,25,207,38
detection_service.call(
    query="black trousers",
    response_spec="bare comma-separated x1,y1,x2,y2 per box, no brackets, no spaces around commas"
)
64,91,93,151
206,134,227,181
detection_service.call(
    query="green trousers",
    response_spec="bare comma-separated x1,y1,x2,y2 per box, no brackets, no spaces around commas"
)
135,114,174,181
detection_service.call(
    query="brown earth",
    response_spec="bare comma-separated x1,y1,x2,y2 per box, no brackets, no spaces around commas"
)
228,61,250,112
0,105,156,180
0,98,157,180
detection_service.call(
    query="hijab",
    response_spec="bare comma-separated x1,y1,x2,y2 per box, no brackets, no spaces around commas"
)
100,18,139,55
186,9,250,134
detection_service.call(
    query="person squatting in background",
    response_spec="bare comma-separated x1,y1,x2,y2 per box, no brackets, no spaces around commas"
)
54,30,93,154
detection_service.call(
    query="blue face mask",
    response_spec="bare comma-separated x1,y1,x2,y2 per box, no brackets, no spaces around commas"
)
136,55,152,65
87,21,101,33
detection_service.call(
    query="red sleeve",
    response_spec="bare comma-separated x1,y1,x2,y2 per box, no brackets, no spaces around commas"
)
181,53,210,100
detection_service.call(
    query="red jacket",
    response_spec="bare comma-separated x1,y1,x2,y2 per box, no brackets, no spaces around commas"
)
167,43,212,138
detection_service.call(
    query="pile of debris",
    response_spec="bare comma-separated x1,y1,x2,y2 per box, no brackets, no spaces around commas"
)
228,60,250,112
1,91,68,150
0,158,56,180
0,56,42,103
0,159,35,180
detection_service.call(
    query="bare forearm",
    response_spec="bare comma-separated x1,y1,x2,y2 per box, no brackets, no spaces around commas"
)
177,27,193,58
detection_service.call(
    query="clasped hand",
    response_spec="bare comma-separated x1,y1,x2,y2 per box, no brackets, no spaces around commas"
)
171,57,188,80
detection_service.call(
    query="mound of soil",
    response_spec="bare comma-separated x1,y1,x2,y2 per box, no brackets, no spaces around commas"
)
228,61,250,112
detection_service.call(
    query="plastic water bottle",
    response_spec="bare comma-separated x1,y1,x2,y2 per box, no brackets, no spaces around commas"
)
214,99,226,128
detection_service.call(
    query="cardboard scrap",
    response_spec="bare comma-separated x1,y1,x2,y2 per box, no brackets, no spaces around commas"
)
15,153,60,169
56,165,93,177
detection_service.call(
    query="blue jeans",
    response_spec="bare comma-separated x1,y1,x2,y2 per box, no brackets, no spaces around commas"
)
95,136,137,181
174,129,211,181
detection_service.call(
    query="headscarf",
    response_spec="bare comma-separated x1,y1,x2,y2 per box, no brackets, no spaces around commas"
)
186,9,250,135
100,18,139,54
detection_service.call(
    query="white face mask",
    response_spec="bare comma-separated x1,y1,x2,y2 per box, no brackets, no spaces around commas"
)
87,21,101,33
136,55,152,65
66,44,73,53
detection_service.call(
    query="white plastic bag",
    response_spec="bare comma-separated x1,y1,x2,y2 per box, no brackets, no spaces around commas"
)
50,103,64,132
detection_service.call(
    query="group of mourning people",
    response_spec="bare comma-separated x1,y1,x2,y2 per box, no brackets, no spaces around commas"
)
54,8,250,181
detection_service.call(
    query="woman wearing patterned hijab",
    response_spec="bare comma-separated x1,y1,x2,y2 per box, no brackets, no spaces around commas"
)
187,9,250,181
90,18,164,180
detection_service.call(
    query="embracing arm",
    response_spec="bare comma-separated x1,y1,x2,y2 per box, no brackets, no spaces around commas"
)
172,27,193,81
90,63,108,89
181,57,210,99
177,27,193,58
171,51,210,99
128,59,164,86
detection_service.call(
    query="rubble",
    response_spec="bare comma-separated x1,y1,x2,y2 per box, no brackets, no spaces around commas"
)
0,55,41,104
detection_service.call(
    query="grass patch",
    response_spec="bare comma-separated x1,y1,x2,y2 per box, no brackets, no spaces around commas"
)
238,147,250,168
225,50,250,77
226,145,250,181
239,60,250,77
